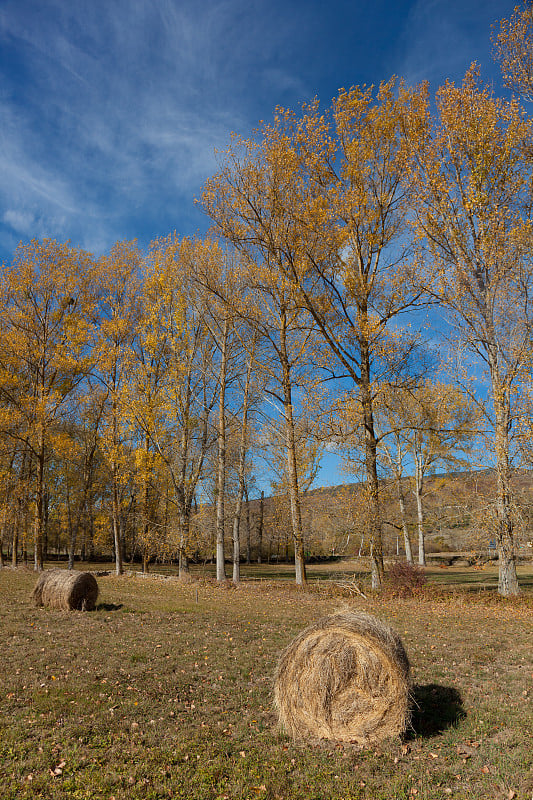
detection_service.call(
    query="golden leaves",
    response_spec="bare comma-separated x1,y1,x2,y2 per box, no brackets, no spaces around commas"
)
412,66,533,356
493,4,533,99
0,239,99,449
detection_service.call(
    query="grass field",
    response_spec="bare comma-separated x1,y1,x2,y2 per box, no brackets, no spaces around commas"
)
1,565,532,800
37,556,533,591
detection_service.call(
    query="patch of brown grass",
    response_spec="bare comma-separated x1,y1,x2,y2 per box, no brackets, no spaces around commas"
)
0,568,531,800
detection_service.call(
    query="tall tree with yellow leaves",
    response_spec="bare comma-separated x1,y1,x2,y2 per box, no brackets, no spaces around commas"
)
62,386,107,570
228,336,257,583
203,78,428,587
0,444,18,567
196,244,323,586
493,2,533,99
94,241,143,575
411,67,533,595
0,240,96,570
191,242,264,583
128,358,166,573
128,235,219,578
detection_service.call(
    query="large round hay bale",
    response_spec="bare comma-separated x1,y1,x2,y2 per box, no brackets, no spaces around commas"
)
32,569,99,611
274,610,410,745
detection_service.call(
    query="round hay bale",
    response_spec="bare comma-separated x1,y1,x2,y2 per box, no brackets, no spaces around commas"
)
274,610,410,745
32,569,99,611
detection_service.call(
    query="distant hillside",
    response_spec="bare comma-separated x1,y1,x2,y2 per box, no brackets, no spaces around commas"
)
237,469,533,561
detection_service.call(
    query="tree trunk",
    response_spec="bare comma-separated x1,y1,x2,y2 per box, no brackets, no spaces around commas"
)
244,483,251,565
12,512,19,568
67,487,76,570
257,491,264,564
12,492,23,568
13,449,29,568
87,492,95,562
414,458,426,566
0,508,5,567
1,452,16,569
494,396,519,596
140,446,153,573
112,465,124,575
33,440,45,571
110,393,124,575
119,508,127,564
232,514,241,583
488,345,519,596
285,402,307,586
387,442,413,564
178,506,190,578
280,342,307,586
216,318,230,582
43,487,49,562
397,476,413,563
178,549,189,577
360,334,384,588
232,340,253,584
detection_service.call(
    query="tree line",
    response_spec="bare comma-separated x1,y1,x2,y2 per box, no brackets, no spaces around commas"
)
2,6,533,595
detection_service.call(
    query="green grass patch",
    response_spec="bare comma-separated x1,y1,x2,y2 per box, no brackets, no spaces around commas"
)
45,556,533,594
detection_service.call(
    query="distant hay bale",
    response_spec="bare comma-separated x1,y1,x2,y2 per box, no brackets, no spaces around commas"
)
274,610,410,745
32,569,99,611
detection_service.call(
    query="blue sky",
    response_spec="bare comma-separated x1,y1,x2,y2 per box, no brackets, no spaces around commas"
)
0,0,514,487
0,0,513,266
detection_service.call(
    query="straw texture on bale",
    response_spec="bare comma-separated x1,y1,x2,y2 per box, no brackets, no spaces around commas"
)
274,610,410,745
32,569,99,611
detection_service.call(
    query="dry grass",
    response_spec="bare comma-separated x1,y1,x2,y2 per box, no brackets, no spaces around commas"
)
274,610,410,745
0,566,531,800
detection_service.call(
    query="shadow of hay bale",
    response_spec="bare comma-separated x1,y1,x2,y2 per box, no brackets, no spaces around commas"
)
408,684,466,738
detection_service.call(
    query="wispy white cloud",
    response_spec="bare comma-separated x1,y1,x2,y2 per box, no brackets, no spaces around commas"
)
0,0,312,259
0,0,513,263
3,209,35,235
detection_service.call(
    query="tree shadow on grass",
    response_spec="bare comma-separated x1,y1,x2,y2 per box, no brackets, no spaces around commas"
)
406,684,466,739
96,602,124,611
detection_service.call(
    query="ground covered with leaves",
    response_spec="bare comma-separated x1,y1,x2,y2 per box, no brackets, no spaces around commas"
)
1,568,532,800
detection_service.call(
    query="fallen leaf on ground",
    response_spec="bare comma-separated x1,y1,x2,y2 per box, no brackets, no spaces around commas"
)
457,744,476,757
49,760,66,778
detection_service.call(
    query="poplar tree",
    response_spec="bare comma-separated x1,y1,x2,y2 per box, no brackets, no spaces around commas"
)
129,236,219,578
95,241,143,575
411,68,533,595
196,246,322,586
0,240,96,569
203,79,428,587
